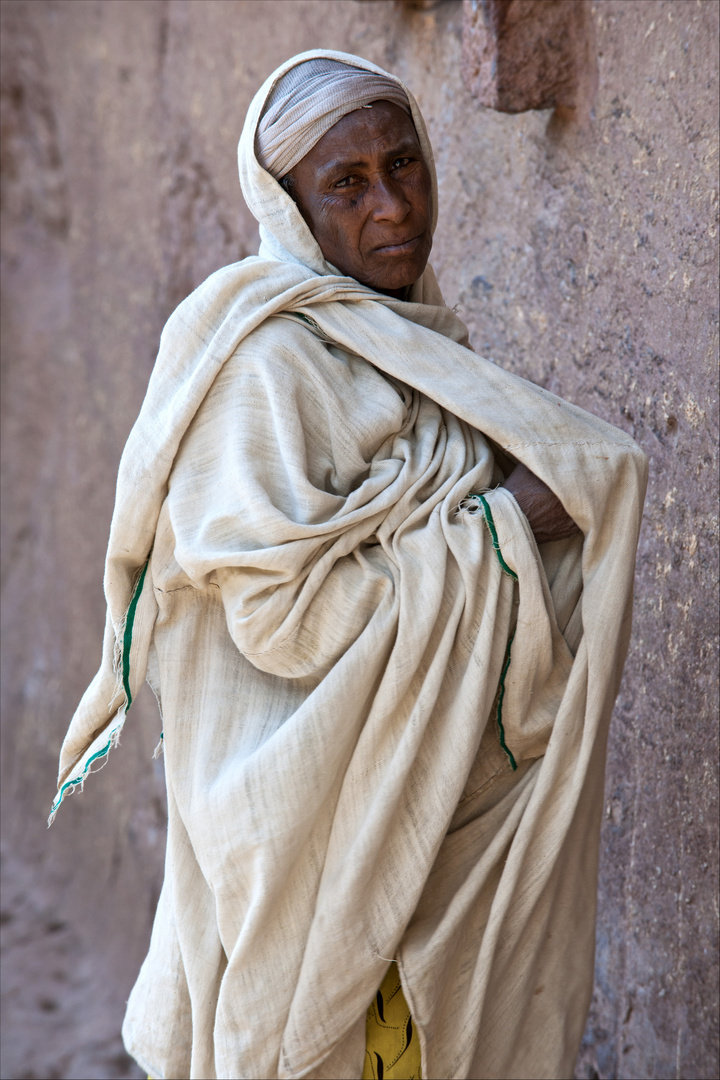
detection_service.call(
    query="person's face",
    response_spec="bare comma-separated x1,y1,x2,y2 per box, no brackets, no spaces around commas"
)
287,100,432,296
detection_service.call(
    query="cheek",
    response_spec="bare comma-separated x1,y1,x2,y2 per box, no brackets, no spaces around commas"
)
317,204,366,264
413,172,432,217
319,192,367,221
400,162,431,213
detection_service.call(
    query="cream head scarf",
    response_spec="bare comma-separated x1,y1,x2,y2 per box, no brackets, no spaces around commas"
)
256,57,412,180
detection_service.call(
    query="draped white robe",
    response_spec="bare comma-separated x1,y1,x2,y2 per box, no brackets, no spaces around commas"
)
53,50,647,1080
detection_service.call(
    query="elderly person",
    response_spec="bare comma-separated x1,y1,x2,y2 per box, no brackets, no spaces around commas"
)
52,51,647,1080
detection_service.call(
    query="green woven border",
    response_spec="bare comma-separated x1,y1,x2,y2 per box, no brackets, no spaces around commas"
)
122,560,148,710
50,560,149,817
472,494,518,580
466,492,518,768
50,739,118,815
495,631,518,771
291,311,321,332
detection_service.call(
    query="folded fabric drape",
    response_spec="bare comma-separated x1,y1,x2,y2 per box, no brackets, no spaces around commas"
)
53,49,647,1080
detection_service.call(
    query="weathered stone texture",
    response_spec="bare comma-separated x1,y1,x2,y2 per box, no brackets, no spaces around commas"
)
461,0,598,114
1,2,717,1078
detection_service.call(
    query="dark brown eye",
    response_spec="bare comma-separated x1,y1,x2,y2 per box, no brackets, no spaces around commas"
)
334,175,357,189
392,157,411,170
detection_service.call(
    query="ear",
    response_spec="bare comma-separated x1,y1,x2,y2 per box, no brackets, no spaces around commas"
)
280,174,297,203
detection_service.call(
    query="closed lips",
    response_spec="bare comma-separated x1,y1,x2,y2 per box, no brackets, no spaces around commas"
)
373,234,422,253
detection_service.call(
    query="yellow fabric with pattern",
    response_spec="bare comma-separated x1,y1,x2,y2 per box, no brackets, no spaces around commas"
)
363,962,422,1080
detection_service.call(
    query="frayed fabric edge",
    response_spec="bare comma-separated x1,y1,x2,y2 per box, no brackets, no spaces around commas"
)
48,560,151,827
456,489,519,580
454,485,494,518
47,710,127,827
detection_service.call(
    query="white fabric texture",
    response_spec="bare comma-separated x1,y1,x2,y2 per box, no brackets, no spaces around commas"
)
256,57,411,179
52,49,648,1080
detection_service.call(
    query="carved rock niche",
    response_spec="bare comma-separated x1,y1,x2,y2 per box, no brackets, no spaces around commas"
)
462,0,597,116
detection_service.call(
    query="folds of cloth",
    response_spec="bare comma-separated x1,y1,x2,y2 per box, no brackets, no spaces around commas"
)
52,48,648,1080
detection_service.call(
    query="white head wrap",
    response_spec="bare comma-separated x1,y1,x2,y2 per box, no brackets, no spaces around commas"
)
256,57,412,179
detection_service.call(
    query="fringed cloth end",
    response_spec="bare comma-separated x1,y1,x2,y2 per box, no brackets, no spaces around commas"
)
47,560,150,827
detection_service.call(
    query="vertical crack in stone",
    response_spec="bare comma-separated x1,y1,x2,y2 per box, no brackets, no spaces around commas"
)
0,4,70,238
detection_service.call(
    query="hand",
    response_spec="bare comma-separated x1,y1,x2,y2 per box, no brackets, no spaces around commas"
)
502,463,580,544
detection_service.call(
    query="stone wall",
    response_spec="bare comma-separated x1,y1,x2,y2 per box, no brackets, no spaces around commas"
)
1,2,717,1078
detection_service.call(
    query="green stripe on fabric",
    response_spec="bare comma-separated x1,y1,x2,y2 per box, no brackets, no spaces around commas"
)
291,311,321,333
465,492,518,768
496,630,518,771
472,493,518,581
50,738,117,814
122,560,149,710
49,560,149,821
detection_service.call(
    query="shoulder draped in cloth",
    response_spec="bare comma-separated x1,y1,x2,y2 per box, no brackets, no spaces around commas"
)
52,49,648,1080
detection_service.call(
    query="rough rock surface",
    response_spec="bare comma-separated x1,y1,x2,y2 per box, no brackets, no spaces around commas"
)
1,2,717,1078
461,0,598,114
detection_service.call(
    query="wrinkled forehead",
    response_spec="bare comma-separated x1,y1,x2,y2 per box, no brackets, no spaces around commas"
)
295,100,422,173
255,56,413,180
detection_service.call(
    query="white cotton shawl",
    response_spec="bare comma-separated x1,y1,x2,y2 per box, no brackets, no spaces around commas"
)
53,50,648,1080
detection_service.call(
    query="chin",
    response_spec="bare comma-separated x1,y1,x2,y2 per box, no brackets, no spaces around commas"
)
369,254,430,293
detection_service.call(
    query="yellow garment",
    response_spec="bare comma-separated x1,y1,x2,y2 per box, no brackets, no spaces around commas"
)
363,963,422,1080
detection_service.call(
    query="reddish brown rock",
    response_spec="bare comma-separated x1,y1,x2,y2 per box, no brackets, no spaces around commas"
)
461,0,597,115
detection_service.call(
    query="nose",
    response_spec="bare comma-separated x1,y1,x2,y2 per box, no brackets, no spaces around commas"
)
370,176,410,225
